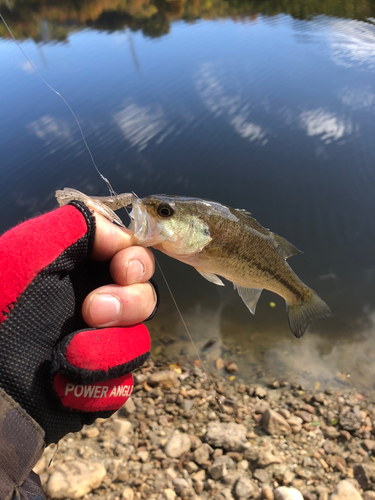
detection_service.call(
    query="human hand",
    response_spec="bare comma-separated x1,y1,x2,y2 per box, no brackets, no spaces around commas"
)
0,201,157,449
82,209,157,327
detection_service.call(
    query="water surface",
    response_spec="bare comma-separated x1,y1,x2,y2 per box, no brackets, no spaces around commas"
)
1,0,375,391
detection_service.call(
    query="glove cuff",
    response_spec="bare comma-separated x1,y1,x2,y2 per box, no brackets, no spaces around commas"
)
0,387,45,500
53,372,134,412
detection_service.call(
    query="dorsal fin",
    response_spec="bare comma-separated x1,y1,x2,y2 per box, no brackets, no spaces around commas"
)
272,233,302,259
235,208,252,216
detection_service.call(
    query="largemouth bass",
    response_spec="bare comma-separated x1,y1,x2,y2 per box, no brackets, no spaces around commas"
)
56,189,332,338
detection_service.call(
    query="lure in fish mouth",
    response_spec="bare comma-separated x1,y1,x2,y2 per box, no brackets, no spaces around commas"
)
56,188,333,338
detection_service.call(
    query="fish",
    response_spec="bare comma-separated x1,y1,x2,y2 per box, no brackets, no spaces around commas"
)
55,189,332,338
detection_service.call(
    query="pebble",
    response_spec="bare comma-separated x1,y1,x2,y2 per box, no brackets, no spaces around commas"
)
274,487,304,500
81,426,100,439
330,480,363,500
122,398,136,414
205,422,248,451
193,469,206,482
193,443,212,464
314,392,325,403
323,441,336,455
257,449,282,467
254,468,270,483
193,480,204,494
148,370,179,388
227,452,242,462
362,439,375,451
137,450,149,462
225,361,239,373
279,409,291,419
297,410,312,423
165,467,178,480
261,409,291,435
262,484,274,500
234,477,255,499
112,418,132,436
121,487,134,500
315,485,329,500
47,460,106,499
244,445,260,462
210,461,227,480
354,463,374,490
172,477,190,494
182,399,194,411
237,459,249,470
255,386,268,398
302,492,317,500
220,487,235,499
216,358,225,370
185,461,198,473
223,472,241,486
323,426,341,439
190,434,203,450
287,416,303,433
165,430,192,458
164,488,177,500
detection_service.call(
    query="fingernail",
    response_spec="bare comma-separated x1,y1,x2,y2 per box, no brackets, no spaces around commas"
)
126,259,145,285
89,294,121,326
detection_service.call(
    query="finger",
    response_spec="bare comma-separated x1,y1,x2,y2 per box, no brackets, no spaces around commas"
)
82,282,157,327
110,247,155,286
90,211,135,262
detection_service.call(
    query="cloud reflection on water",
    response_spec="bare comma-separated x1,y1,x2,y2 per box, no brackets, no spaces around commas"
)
114,101,173,151
328,19,375,70
27,115,72,146
196,64,268,145
338,86,375,110
299,108,353,144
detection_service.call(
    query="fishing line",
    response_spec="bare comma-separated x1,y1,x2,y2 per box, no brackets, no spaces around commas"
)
0,13,116,196
155,258,225,413
48,443,59,467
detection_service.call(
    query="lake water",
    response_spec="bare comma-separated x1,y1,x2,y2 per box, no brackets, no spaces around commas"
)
1,0,375,392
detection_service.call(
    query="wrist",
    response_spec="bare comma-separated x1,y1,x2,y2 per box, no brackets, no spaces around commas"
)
0,387,45,500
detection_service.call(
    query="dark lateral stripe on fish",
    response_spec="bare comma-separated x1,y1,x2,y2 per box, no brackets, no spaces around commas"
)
251,260,304,300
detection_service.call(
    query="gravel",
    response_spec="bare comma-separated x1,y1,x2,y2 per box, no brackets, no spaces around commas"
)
34,359,375,500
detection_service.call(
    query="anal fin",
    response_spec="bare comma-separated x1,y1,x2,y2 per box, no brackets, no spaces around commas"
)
195,268,225,286
236,285,263,314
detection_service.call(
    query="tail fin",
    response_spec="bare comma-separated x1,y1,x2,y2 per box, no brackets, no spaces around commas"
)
287,289,333,338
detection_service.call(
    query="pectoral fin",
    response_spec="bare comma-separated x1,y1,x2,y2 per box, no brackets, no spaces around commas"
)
236,285,263,314
195,268,225,286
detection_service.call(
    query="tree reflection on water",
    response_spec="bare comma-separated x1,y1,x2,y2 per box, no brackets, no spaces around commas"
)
0,0,375,41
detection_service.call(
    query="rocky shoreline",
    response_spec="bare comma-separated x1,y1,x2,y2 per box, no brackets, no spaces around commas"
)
35,359,375,500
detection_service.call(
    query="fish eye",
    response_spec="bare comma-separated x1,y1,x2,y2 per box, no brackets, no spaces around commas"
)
157,203,174,218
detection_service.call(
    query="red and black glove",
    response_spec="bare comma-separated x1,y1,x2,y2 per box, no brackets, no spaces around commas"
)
0,201,156,445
